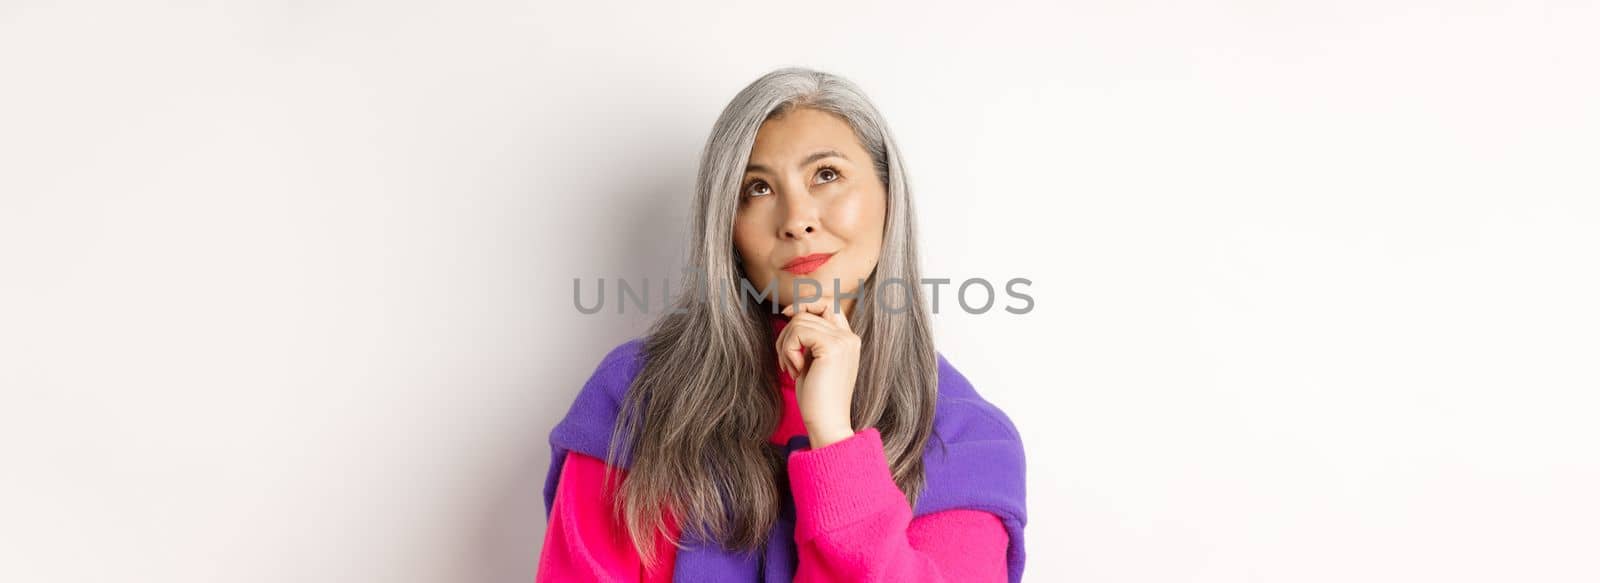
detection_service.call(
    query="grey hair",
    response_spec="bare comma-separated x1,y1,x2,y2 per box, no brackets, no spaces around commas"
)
604,67,939,566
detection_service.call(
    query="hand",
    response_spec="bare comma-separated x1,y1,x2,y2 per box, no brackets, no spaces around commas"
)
777,297,861,448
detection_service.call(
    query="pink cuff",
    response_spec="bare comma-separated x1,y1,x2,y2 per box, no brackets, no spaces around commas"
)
787,427,907,543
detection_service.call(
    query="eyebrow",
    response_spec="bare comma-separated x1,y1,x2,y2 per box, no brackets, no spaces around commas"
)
744,149,849,175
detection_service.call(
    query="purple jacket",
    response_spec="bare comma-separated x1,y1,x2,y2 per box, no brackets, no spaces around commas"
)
543,338,1028,581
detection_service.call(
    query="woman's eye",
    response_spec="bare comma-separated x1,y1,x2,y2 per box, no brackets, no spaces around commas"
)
816,167,839,183
746,181,771,197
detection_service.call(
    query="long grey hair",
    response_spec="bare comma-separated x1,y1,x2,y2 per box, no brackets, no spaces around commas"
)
602,67,939,567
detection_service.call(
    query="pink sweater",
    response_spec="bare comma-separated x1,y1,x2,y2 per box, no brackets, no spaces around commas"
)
536,318,1011,581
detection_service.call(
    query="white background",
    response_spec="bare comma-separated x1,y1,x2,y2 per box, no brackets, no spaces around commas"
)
3,1,1597,582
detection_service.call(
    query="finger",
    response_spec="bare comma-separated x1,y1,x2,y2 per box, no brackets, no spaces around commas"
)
783,316,847,362
777,322,808,376
787,339,806,377
775,322,800,378
780,318,835,370
791,297,828,319
787,312,835,335
785,297,824,317
775,332,790,380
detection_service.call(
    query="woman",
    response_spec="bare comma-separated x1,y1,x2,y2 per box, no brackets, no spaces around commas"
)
538,67,1027,582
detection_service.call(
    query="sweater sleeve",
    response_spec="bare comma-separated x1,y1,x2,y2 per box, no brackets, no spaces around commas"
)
787,427,1011,582
536,451,677,583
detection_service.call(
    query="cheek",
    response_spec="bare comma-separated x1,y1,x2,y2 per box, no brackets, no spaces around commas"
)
819,187,886,289
826,186,887,249
732,214,773,271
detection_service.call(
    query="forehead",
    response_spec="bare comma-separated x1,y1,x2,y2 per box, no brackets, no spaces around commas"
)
747,108,867,166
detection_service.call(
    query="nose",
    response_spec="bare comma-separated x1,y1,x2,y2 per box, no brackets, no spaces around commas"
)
779,187,820,240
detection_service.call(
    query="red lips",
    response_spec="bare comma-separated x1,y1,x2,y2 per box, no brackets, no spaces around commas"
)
781,253,834,275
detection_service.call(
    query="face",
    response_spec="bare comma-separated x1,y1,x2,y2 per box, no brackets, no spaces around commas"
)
733,107,887,318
